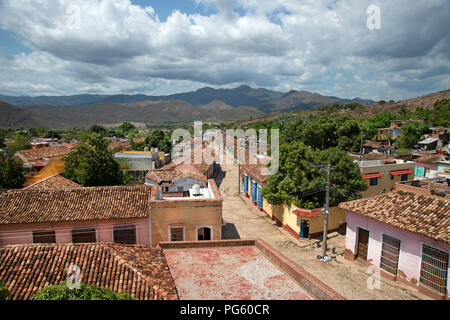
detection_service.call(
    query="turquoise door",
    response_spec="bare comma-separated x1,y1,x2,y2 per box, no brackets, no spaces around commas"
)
252,180,257,202
257,185,263,209
243,174,248,193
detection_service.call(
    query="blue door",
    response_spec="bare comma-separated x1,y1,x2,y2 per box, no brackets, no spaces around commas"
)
252,180,257,202
257,185,263,209
243,174,248,193
300,220,310,238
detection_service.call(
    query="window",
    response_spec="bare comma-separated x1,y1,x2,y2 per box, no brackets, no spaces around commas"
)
33,230,56,243
113,225,137,244
197,227,212,240
370,178,378,186
420,245,449,295
163,187,169,192
380,235,401,275
72,228,96,243
401,174,408,181
169,227,184,242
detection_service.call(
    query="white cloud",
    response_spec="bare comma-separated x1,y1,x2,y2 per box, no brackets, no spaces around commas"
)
0,0,448,100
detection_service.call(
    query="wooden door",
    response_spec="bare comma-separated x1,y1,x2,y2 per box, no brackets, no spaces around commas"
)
357,228,370,261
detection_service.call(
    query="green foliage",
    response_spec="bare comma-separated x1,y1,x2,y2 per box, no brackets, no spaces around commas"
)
118,122,136,133
337,119,363,152
43,130,61,139
395,121,429,149
6,133,30,155
261,142,367,208
430,99,450,126
144,129,172,153
300,116,338,150
396,148,412,156
62,135,129,186
0,155,25,189
32,282,134,300
0,280,9,300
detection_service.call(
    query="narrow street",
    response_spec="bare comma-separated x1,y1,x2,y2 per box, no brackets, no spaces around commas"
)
217,157,428,300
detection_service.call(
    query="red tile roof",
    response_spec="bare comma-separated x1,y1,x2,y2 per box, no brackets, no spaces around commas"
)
362,173,384,179
0,186,154,225
292,209,322,218
14,145,75,163
390,169,414,176
145,169,207,184
0,243,178,300
23,174,82,190
339,191,450,244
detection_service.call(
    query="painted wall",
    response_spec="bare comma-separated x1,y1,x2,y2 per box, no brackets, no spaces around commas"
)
361,162,416,197
345,211,450,296
0,217,150,246
25,160,65,185
150,201,222,243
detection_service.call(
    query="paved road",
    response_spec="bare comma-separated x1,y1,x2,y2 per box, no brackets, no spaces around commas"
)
217,158,428,300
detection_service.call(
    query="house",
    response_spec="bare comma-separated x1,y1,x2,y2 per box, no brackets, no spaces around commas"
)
363,140,395,155
145,168,207,194
412,153,446,179
24,159,66,186
0,243,178,300
23,174,81,190
114,150,160,178
0,181,222,246
356,158,416,197
339,179,449,299
14,145,75,165
418,137,439,151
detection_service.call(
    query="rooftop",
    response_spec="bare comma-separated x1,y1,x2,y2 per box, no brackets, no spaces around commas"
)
0,243,178,300
339,191,449,244
23,174,82,190
145,168,207,185
356,158,414,168
0,185,154,225
160,239,344,300
14,145,75,163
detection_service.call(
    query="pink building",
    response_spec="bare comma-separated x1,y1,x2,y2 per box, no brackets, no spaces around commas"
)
340,183,449,300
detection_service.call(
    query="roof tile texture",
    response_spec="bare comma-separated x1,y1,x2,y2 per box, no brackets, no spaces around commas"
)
0,243,178,300
339,191,449,244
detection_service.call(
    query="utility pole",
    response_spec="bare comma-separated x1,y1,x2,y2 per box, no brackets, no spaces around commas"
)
321,164,331,258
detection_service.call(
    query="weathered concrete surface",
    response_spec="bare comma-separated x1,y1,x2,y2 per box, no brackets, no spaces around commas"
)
164,246,313,300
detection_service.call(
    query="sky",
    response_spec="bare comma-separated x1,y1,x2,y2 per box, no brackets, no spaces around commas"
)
0,0,448,101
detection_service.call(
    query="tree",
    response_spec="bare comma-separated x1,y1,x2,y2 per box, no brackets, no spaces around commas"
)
261,142,367,208
89,125,108,136
44,130,61,139
32,282,134,300
337,119,363,152
0,155,25,189
430,99,450,126
301,117,337,150
62,135,130,186
6,134,30,155
118,122,136,133
0,280,9,300
145,130,172,153
395,121,429,149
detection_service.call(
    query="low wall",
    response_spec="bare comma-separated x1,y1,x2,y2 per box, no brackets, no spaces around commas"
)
160,238,345,300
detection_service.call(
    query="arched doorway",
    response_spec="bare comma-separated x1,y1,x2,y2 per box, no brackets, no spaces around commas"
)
197,226,212,240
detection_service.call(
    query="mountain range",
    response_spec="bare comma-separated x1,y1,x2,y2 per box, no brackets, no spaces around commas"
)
0,85,377,129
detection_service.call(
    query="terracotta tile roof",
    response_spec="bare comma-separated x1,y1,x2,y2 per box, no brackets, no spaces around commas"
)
0,243,178,300
339,191,450,244
240,162,268,183
107,141,132,151
0,186,154,225
14,145,75,163
23,174,82,190
145,169,207,184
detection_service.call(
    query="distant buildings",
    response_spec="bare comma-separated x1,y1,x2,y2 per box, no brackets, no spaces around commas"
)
356,158,415,197
0,182,223,246
339,177,449,300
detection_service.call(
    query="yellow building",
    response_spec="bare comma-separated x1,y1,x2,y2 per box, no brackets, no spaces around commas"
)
25,160,66,186
357,159,416,197
262,200,346,239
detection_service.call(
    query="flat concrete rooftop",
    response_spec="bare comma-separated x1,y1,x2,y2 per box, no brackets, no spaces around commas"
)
160,239,344,300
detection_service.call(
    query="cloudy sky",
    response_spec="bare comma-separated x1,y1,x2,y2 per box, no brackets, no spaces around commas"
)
0,0,448,100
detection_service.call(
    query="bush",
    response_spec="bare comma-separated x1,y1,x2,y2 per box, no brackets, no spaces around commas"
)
32,282,135,300
0,280,9,300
